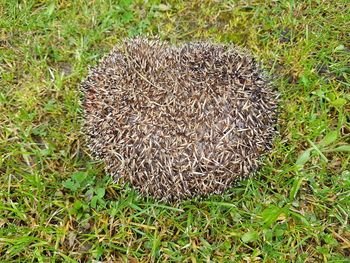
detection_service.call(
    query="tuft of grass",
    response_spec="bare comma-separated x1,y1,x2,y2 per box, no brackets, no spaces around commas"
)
1,0,349,261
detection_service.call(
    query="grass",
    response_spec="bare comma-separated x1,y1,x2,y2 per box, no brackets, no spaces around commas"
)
0,0,349,261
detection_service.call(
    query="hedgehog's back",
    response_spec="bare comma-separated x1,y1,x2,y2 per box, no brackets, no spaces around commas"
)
81,38,278,201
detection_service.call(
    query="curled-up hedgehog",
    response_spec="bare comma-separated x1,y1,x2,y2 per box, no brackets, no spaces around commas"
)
81,38,279,202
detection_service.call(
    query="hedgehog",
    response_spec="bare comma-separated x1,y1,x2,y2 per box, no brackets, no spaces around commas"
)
81,38,278,202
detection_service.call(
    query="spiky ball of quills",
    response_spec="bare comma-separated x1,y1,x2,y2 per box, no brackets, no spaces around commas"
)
81,38,278,202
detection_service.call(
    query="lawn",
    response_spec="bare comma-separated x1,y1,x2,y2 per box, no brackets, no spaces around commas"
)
1,0,349,262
